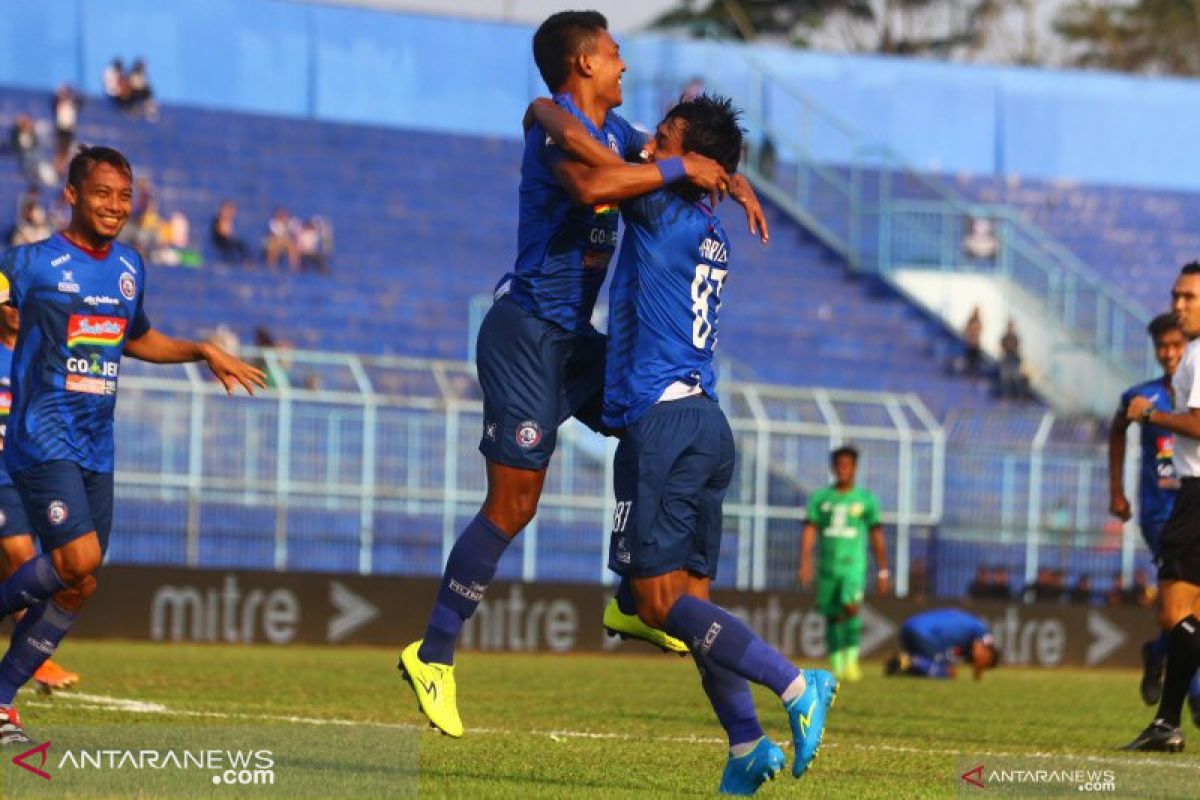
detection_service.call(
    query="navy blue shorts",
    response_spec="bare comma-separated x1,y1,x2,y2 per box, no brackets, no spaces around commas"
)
608,395,734,579
476,296,607,471
0,485,32,539
12,460,114,554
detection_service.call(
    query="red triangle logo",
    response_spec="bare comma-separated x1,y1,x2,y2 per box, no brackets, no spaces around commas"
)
961,763,985,789
12,739,51,780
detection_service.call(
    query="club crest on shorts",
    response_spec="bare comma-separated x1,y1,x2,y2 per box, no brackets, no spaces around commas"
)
515,420,542,449
47,500,68,526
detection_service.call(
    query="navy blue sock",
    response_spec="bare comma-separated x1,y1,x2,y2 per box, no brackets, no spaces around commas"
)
418,513,511,665
694,651,763,748
0,601,77,704
1151,632,1170,663
0,555,67,618
1190,670,1200,701
663,595,800,696
615,577,637,615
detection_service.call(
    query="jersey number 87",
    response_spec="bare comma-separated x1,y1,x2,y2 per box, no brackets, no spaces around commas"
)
691,263,728,349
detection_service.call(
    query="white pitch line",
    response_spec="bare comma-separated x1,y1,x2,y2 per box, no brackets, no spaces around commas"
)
22,690,1200,772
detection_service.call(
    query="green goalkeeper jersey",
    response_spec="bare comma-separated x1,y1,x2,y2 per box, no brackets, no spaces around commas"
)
806,485,880,577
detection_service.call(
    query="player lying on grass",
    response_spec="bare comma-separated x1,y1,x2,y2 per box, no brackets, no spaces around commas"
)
398,9,768,740
0,146,265,746
884,608,1000,680
535,92,835,796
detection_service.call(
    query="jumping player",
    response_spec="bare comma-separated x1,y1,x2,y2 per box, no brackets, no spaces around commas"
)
799,446,888,682
398,10,767,739
0,146,265,745
589,94,835,795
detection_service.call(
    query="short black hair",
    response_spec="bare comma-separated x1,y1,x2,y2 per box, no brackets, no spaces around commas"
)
1148,312,1181,341
830,445,859,464
532,11,608,92
1181,260,1200,275
663,93,744,175
67,145,133,190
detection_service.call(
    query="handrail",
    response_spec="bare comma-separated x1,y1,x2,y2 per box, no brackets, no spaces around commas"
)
680,34,1153,380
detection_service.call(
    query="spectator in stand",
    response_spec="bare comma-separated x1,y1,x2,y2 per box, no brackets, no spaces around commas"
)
1106,572,1127,608
103,58,129,107
998,319,1027,400
210,200,249,265
127,58,157,120
960,306,983,377
1128,568,1156,608
968,565,991,600
1070,574,1095,605
296,216,332,273
990,567,1012,600
10,116,46,185
265,208,298,271
151,211,199,268
10,203,51,247
51,85,80,178
121,178,160,256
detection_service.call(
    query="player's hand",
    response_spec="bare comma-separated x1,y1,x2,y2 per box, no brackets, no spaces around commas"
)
202,344,268,396
523,97,554,134
1126,396,1152,422
728,174,769,243
1109,494,1132,522
798,562,813,588
682,153,730,197
877,572,891,596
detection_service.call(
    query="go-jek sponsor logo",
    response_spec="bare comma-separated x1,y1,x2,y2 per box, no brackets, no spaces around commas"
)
11,740,276,786
66,354,120,378
66,315,127,349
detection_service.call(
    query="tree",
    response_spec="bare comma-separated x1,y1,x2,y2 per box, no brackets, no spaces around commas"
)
1056,0,1200,76
650,0,1009,57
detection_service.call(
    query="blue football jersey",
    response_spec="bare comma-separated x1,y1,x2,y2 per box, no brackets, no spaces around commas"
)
1120,377,1177,524
499,92,643,335
0,343,12,488
0,233,151,473
603,190,729,428
904,608,989,660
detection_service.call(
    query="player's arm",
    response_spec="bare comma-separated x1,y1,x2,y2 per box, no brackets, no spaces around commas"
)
869,524,889,595
124,329,266,395
1127,398,1200,439
726,174,769,244
798,522,817,588
525,98,625,167
1107,406,1133,521
553,156,728,206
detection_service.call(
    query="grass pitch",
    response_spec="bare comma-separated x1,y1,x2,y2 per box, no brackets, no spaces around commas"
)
2,639,1198,798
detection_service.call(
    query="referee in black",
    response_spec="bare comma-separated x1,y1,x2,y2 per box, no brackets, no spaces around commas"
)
1124,262,1200,752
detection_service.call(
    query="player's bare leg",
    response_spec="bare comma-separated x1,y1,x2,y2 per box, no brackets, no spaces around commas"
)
0,536,79,694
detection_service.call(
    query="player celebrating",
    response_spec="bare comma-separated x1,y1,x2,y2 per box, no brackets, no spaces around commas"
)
798,446,889,682
398,10,767,739
0,304,79,695
883,608,1000,679
564,93,835,795
1124,262,1200,752
0,146,265,745
1109,313,1200,717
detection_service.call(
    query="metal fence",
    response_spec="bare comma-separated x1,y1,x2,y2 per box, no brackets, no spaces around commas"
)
111,348,941,593
109,348,1151,599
